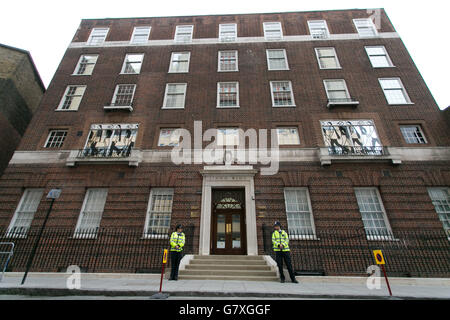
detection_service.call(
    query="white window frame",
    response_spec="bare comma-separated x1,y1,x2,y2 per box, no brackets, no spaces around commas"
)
217,82,240,108
365,46,394,68
218,50,238,72
354,187,394,240
276,127,300,145
44,130,68,148
353,18,378,37
315,47,341,69
174,25,194,43
219,23,237,42
56,85,86,111
427,188,450,238
307,20,330,39
6,189,44,238
168,52,191,73
323,79,352,101
74,188,108,239
379,78,412,105
263,22,283,41
130,26,151,44
284,188,317,240
73,54,98,75
266,49,289,71
158,128,182,147
87,28,109,45
400,125,428,144
143,188,174,238
111,84,136,106
270,81,296,107
120,53,144,74
162,83,187,109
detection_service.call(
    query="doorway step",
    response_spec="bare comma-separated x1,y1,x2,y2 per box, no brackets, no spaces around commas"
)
178,255,278,281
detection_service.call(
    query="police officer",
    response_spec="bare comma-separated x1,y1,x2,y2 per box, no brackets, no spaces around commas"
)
272,221,298,283
169,224,185,281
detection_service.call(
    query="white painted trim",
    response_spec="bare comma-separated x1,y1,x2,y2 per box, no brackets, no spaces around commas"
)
266,49,289,71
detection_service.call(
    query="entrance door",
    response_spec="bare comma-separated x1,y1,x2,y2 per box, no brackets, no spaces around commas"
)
211,189,246,255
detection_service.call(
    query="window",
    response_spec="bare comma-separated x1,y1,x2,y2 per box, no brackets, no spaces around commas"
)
276,127,300,145
57,85,86,111
169,52,190,73
74,188,108,238
400,125,427,144
315,48,341,69
219,23,237,42
82,124,138,158
321,120,382,155
353,19,378,37
284,188,316,237
263,22,283,40
308,20,330,39
324,79,351,102
73,55,98,75
354,188,393,239
217,128,239,146
162,83,187,109
121,54,144,74
158,128,182,147
130,26,151,44
44,130,68,148
379,78,412,105
174,25,193,42
6,189,44,237
365,46,394,68
87,28,109,45
270,81,295,107
111,84,136,106
266,49,289,70
218,51,238,72
217,82,239,108
144,188,174,236
427,188,450,236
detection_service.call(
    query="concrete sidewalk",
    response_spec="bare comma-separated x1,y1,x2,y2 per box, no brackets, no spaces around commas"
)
0,272,449,300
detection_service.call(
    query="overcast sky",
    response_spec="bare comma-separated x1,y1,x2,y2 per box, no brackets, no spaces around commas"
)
1,0,448,110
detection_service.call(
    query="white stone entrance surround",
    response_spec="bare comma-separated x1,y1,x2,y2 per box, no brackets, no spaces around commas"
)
199,165,258,256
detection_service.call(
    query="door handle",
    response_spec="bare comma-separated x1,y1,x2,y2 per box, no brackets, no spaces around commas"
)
226,224,231,234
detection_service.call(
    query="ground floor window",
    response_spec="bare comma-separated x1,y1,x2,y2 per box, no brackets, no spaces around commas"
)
284,188,316,238
7,189,44,237
74,188,108,238
144,188,174,237
427,188,450,237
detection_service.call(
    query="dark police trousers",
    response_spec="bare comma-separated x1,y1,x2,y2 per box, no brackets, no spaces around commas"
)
170,251,183,280
275,251,296,281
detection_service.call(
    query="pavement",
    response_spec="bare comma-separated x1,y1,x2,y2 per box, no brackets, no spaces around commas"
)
0,272,449,300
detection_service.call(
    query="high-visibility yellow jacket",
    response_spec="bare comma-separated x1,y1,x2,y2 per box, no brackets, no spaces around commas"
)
272,230,290,252
170,232,185,252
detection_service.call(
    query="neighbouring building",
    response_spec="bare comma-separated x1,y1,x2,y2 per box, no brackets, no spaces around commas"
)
0,9,449,278
0,44,45,177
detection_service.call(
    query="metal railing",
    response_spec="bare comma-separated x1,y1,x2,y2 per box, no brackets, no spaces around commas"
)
0,242,14,281
262,226,450,277
327,97,360,106
327,146,386,156
77,145,134,159
0,226,195,274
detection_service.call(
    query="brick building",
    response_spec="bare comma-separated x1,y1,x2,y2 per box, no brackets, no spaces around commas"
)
0,44,45,177
1,9,449,277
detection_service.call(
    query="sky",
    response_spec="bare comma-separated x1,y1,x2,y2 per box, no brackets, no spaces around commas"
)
1,0,448,110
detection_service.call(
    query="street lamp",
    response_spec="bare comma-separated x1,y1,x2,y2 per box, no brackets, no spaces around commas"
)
21,189,61,285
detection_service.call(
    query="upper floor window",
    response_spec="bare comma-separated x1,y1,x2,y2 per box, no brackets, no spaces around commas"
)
219,23,237,42
270,81,295,107
73,55,98,75
266,49,289,70
6,189,44,237
323,79,352,102
263,22,283,40
74,188,108,238
276,127,300,145
121,54,144,74
365,46,394,68
158,128,182,147
217,127,240,146
130,26,151,44
162,83,187,109
315,48,341,69
353,19,378,37
44,130,68,148
169,52,190,73
217,82,239,108
379,78,412,105
174,25,193,42
57,85,86,111
308,20,330,39
400,125,427,144
111,84,136,107
218,50,238,72
87,28,109,45
427,188,450,237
